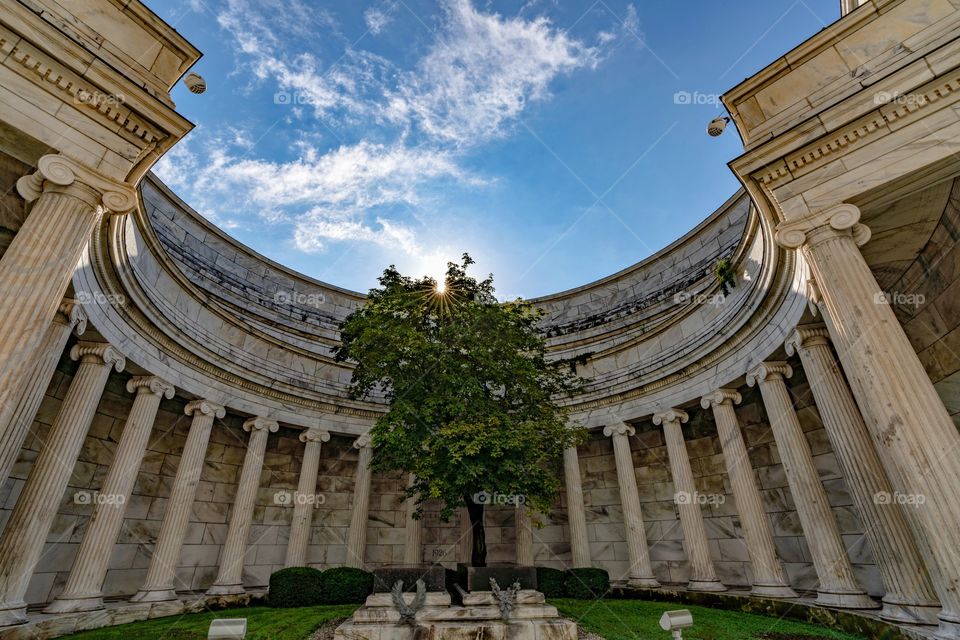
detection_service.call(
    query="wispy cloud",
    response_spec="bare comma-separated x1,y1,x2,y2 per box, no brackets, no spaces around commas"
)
167,0,622,274
364,4,395,35
389,0,599,146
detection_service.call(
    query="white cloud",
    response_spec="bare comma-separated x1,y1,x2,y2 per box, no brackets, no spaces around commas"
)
364,6,393,35
168,0,614,269
392,0,599,146
157,136,474,264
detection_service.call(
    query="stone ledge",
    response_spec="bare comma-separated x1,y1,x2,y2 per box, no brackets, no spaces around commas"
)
0,590,266,640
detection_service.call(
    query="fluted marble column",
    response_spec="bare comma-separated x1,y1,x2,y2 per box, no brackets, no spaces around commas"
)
563,445,591,568
403,474,423,565
458,507,473,564
208,416,279,595
0,342,124,626
603,423,659,587
779,204,960,637
747,362,876,609
46,376,175,613
0,301,86,489
786,326,941,623
132,399,225,603
701,390,796,598
346,435,373,569
516,507,534,566
285,428,331,568
654,409,726,592
0,156,134,476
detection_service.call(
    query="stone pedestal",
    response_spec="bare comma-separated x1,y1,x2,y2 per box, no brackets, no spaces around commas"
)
285,428,330,568
132,400,225,603
46,376,175,614
333,589,577,640
0,343,124,626
563,445,591,568
748,362,876,610
346,434,373,569
0,301,85,490
603,423,659,587
787,325,941,625
654,409,726,592
207,417,278,595
0,157,135,498
701,390,796,599
778,204,960,638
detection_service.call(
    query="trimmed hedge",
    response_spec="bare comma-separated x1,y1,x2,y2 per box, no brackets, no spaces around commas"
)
536,567,566,598
268,567,324,608
318,567,374,604
563,568,610,599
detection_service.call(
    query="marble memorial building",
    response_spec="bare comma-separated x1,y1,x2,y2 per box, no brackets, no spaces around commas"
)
1,0,960,637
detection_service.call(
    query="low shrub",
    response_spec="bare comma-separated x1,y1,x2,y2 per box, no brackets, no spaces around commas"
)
536,567,566,598
268,567,324,608
319,567,374,604
563,568,610,599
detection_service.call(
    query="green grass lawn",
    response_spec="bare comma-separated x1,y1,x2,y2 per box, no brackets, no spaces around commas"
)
61,604,358,640
59,598,865,640
551,599,864,640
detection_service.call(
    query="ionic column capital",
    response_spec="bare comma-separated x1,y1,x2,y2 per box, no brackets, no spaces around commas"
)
126,376,175,399
300,428,331,444
700,389,741,409
244,416,279,433
603,423,635,438
354,433,373,449
69,342,125,372
16,154,137,214
184,399,225,419
784,324,831,356
746,361,792,387
55,300,88,336
652,408,689,426
775,204,871,250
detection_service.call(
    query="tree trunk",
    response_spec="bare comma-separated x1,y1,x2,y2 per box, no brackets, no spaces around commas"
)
465,499,486,567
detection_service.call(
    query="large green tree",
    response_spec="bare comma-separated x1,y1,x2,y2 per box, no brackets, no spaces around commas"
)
336,255,586,566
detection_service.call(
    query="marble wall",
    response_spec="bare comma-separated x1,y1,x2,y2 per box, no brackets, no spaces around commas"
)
891,181,960,429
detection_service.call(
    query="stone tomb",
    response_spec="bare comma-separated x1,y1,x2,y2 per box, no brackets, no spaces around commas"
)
336,568,575,640
333,589,576,640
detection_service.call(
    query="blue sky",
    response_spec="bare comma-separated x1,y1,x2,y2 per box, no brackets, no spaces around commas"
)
148,0,838,298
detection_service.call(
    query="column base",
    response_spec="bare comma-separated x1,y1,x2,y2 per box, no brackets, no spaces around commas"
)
878,596,942,626
933,611,960,640
750,583,798,599
129,588,179,603
0,602,28,627
627,577,660,589
206,583,246,596
815,589,879,609
686,579,727,592
43,594,104,614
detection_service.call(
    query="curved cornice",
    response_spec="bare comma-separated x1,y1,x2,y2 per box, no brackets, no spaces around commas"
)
75,170,808,435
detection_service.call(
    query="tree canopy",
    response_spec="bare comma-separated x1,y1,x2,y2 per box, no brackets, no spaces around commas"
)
336,255,586,563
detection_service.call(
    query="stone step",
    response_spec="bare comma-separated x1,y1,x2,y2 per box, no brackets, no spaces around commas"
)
350,603,561,624
364,592,452,608
334,617,578,640
462,589,544,606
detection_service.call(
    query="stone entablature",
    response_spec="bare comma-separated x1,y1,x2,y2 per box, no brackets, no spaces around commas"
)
72,169,812,432
0,0,197,183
